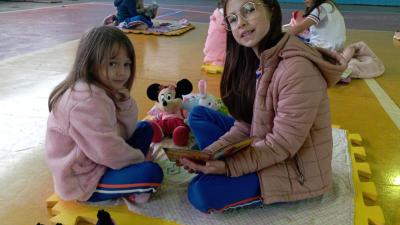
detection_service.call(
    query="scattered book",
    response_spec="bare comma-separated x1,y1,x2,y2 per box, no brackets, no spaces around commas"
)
163,137,254,164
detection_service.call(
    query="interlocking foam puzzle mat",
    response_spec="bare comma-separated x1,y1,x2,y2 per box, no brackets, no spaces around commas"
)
344,129,385,225
122,22,194,36
46,127,385,225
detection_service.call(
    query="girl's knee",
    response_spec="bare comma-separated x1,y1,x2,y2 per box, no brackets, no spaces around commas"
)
190,106,208,118
136,121,153,136
141,161,164,182
188,106,208,126
187,175,212,213
129,121,153,150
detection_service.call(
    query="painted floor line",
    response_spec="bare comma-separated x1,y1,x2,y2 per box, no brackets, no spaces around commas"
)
0,39,79,65
0,2,93,14
156,10,183,19
159,7,211,14
365,78,400,130
92,2,212,14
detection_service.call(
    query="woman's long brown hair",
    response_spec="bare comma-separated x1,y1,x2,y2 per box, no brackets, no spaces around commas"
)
48,26,136,112
220,0,283,123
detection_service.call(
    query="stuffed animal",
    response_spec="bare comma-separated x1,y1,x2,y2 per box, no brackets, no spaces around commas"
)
147,79,193,146
96,209,116,225
144,3,158,19
198,79,220,110
182,79,221,112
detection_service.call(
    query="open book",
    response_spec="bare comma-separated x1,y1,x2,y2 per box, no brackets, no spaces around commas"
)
163,138,254,164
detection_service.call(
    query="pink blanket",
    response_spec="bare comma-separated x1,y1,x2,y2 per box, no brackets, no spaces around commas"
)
342,41,385,78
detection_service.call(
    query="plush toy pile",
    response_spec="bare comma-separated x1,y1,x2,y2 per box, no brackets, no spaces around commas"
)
146,79,228,147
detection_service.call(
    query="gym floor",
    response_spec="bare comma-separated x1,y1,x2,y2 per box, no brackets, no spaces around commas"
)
0,0,399,224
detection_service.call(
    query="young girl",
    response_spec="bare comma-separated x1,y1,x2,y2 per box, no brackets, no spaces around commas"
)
46,26,163,203
286,0,346,51
179,0,347,213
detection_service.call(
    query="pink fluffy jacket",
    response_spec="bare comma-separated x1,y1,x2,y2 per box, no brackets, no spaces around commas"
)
203,8,227,66
45,81,145,201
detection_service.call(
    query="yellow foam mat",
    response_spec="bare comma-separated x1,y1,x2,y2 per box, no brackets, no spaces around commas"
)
46,126,386,225
46,194,178,225
201,64,224,74
344,128,385,225
122,24,194,36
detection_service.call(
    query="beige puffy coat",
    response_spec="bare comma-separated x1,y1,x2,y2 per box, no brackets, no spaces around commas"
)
206,34,347,204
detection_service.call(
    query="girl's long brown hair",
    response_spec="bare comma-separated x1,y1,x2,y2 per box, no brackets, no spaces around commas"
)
221,0,283,123
48,26,136,112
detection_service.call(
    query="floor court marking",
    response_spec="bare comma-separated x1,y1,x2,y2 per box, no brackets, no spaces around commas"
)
0,2,94,14
0,39,79,65
157,7,211,14
92,2,212,15
155,10,183,19
364,79,400,130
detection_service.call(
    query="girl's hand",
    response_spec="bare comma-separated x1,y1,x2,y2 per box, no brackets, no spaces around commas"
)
145,146,154,161
114,88,131,102
179,158,227,175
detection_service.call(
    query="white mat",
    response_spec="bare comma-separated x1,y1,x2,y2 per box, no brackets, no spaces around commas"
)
126,128,354,225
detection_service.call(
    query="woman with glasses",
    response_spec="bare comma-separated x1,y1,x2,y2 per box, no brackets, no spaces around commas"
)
179,0,347,213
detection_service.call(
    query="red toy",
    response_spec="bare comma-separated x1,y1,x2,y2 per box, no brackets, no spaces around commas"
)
146,79,193,146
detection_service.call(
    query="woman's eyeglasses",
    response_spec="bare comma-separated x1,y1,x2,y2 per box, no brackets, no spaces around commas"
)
223,1,264,31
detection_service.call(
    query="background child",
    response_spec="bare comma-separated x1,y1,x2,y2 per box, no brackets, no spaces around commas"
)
46,26,163,203
113,0,158,29
286,0,346,51
203,1,227,67
180,0,347,213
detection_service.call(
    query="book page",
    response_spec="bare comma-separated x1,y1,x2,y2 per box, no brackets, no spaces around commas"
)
163,147,211,163
163,138,253,163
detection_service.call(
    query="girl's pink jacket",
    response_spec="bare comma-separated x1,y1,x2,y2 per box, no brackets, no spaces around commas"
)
45,81,145,201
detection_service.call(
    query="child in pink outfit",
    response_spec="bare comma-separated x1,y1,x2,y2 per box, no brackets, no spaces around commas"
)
45,26,163,203
203,7,227,67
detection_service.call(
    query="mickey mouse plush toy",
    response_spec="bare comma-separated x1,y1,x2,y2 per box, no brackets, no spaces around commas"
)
147,79,193,146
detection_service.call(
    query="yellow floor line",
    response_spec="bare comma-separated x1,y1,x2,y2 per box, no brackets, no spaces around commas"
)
364,79,400,130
